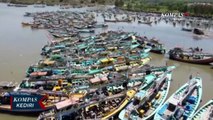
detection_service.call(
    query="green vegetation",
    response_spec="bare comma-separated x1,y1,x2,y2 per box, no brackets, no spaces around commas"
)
116,0,213,17
4,0,59,5
1,0,213,17
2,0,115,5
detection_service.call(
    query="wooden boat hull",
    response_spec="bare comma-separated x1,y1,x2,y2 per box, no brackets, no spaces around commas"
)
22,22,32,26
54,90,136,120
138,21,152,25
101,90,136,120
182,28,193,32
192,99,213,120
193,28,204,35
0,105,53,114
169,55,213,65
104,19,117,22
151,49,166,54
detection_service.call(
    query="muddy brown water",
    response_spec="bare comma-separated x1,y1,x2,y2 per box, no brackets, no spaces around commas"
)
0,3,212,120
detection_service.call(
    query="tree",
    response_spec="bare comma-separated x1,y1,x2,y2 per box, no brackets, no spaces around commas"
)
115,0,124,7
97,0,105,4
126,2,132,10
91,0,96,3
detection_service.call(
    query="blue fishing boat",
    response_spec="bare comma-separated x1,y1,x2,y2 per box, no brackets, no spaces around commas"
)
154,77,202,120
0,90,68,113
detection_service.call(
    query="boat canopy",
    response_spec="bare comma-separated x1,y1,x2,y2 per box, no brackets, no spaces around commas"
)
89,76,108,84
100,58,115,63
135,91,147,100
30,71,47,76
168,97,180,107
144,74,156,84
43,59,55,65
55,98,79,110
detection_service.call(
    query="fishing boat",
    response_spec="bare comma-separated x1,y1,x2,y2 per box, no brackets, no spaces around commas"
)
114,57,151,72
147,39,166,54
78,29,95,33
44,92,126,120
22,22,33,26
168,47,213,65
210,63,213,68
119,66,175,120
104,19,117,22
26,66,68,77
192,99,213,120
87,24,108,28
138,20,152,25
0,81,17,90
182,27,193,32
36,66,172,118
14,4,28,7
7,3,15,7
61,89,136,120
0,90,68,113
193,28,204,35
34,4,46,8
38,65,174,120
38,84,134,120
23,12,34,17
136,36,166,54
154,77,202,120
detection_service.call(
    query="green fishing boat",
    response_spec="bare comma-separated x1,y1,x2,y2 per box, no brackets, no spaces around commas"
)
119,66,175,120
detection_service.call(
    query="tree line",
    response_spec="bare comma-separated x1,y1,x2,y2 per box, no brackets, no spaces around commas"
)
115,0,213,17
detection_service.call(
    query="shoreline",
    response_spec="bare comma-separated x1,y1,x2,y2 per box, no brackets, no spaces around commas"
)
117,7,213,19
1,1,212,19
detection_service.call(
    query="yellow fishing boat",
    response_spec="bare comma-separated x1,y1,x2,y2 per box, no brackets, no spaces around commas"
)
101,89,136,120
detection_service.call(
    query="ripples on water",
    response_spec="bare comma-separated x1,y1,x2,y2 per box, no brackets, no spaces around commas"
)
0,3,212,120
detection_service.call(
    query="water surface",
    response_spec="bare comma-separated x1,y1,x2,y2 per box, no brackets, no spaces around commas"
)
0,3,212,120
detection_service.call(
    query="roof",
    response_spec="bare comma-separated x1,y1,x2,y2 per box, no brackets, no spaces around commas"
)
168,97,180,106
100,58,114,63
55,98,79,110
135,91,146,100
43,59,55,65
30,72,47,76
144,74,156,84
89,76,108,83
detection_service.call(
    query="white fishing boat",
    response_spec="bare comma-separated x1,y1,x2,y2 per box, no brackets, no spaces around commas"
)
154,77,202,120
192,99,213,120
